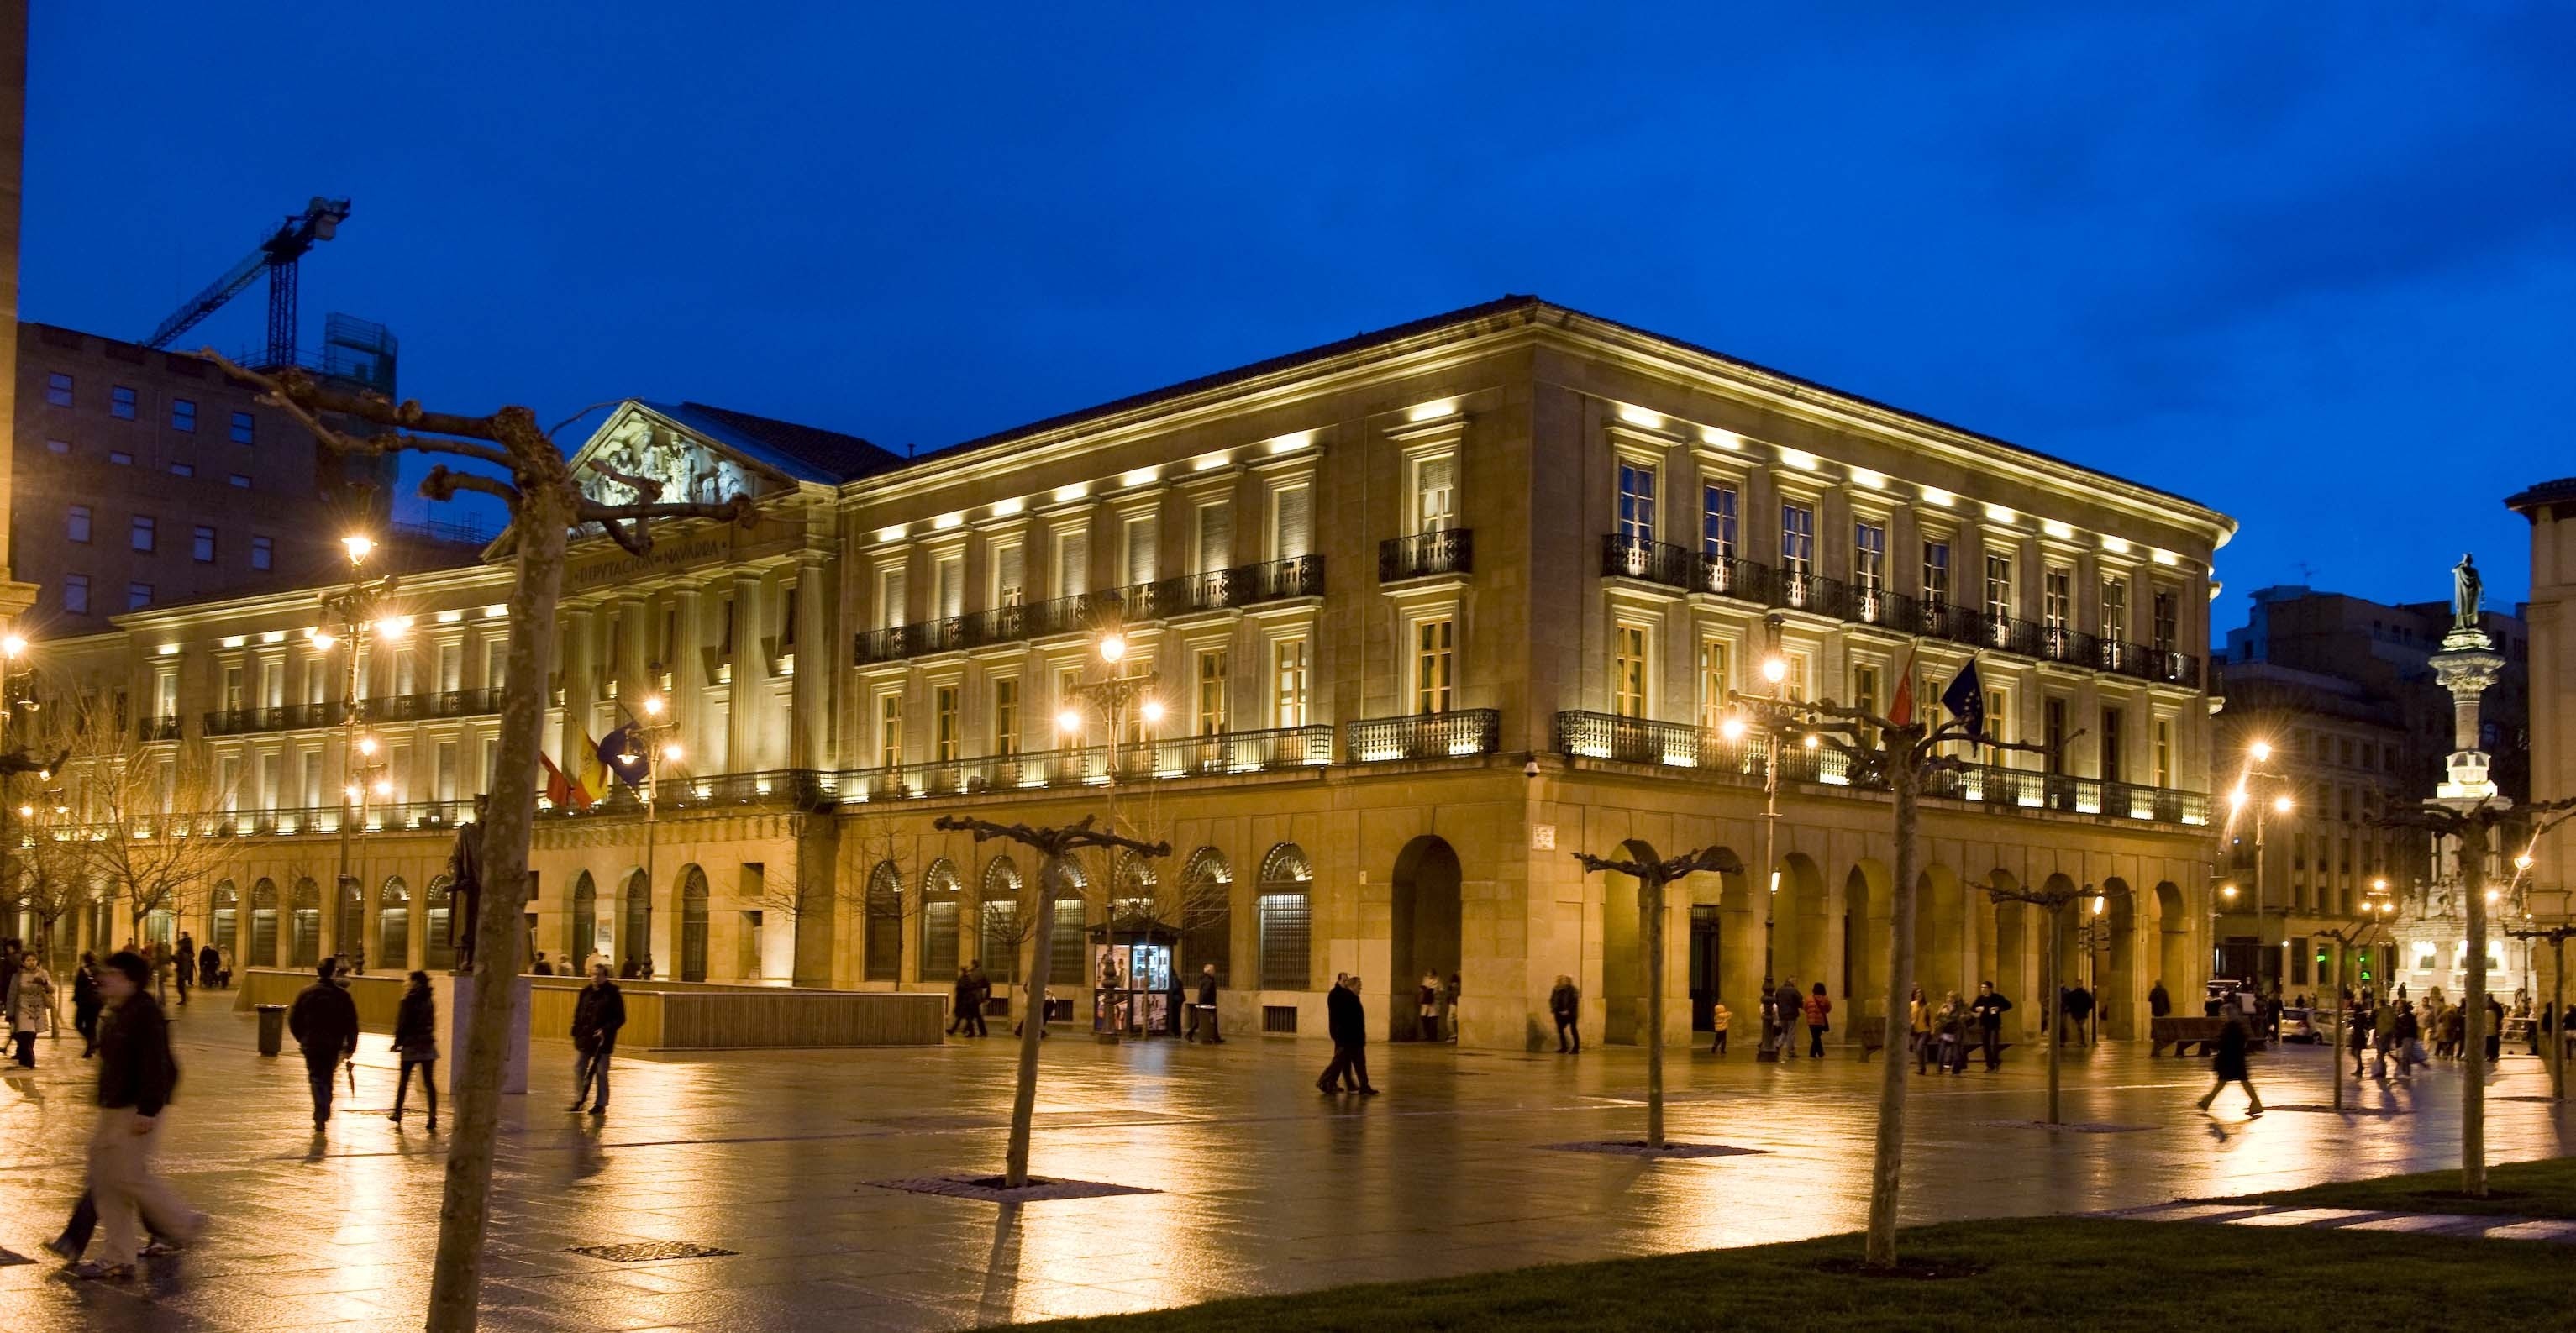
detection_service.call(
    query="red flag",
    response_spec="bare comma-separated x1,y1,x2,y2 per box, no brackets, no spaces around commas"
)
1888,648,1918,727
539,750,590,811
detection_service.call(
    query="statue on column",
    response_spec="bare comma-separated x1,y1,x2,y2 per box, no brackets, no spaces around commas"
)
447,794,488,972
2453,553,2483,633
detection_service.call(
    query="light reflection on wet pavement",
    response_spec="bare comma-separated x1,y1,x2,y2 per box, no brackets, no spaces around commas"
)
3,1003,2569,1331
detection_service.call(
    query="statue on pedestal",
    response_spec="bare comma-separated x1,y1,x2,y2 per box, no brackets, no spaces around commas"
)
2453,554,2483,633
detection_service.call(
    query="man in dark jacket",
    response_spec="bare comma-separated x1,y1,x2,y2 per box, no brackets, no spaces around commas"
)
1970,982,2013,1070
948,964,977,1036
2060,984,2095,1046
1317,974,1376,1094
2148,979,2172,1020
1549,975,1580,1053
1187,963,1223,1044
197,942,221,991
569,962,627,1115
173,932,195,1005
287,960,360,1130
70,950,203,1279
1774,978,1804,1058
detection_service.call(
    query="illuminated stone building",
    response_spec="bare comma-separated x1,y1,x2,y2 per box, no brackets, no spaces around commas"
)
24,298,2235,1049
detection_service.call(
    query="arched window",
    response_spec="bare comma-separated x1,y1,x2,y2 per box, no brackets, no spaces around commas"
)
980,857,1022,972
621,870,651,974
864,861,904,982
921,858,963,979
290,878,321,968
1048,859,1089,986
425,875,456,972
680,866,710,982
1180,847,1233,987
336,876,363,965
1112,853,1159,932
1256,842,1312,990
250,878,280,968
569,871,597,971
211,880,239,958
379,877,411,969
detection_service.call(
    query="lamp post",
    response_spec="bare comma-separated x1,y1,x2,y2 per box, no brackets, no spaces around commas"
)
2228,739,2292,997
2074,890,2116,1046
1722,617,1790,1059
0,632,33,918
2317,880,2396,1111
623,693,682,979
317,534,399,966
1056,627,1162,1040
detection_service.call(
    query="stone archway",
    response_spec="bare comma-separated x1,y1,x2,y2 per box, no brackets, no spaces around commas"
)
1392,836,1464,1041
2101,877,2137,1038
1915,864,1967,1002
290,878,321,968
1773,852,1829,997
621,869,652,975
1842,863,1886,1022
569,870,598,972
250,878,280,967
1688,853,1748,1031
1599,837,1659,1046
380,877,412,969
679,865,711,982
1986,871,2031,1038
2153,881,2193,1007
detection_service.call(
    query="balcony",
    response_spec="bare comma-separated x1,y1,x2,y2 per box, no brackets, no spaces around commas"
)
137,715,182,742
1346,709,1501,763
1380,528,1474,582
1554,708,2206,827
198,689,505,737
855,554,1325,667
838,724,1334,800
1600,534,1774,602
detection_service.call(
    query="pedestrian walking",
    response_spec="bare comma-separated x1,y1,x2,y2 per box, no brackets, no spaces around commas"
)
948,963,977,1036
1972,981,2013,1070
65,950,205,1281
530,952,556,976
73,953,104,1057
2486,995,2506,1065
2348,990,2373,1078
1317,974,1376,1094
1443,974,1462,1043
9,955,55,1066
2060,984,2095,1047
1709,999,1731,1056
2148,979,2172,1021
569,962,626,1115
388,971,439,1129
1774,978,1803,1059
173,933,194,1005
197,942,221,991
2393,1000,2424,1080
1909,985,1933,1073
2195,1011,2264,1115
1417,971,1442,1042
2373,995,2398,1078
1802,981,1832,1057
966,960,992,1036
1549,974,1580,1053
1937,991,1970,1073
1186,963,1223,1043
287,960,360,1131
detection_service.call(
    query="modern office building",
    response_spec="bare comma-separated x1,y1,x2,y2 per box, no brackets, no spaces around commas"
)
18,297,2235,1049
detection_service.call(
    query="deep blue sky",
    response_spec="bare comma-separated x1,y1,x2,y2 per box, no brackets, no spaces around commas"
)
23,4,2573,637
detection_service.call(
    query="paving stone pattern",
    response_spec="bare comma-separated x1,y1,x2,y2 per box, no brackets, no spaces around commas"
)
3,995,2573,1332
2117,1200,2576,1241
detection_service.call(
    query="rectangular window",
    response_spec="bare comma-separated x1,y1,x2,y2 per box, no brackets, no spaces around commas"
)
1196,648,1230,735
1780,502,1815,577
1853,664,1881,747
1122,515,1158,586
1054,529,1088,598
1983,554,2011,622
2100,706,2126,784
878,694,903,769
109,450,134,466
935,554,965,618
131,515,156,552
1415,455,1457,533
2155,718,2174,788
229,410,255,444
2044,698,2069,775
67,505,91,543
2100,578,2128,641
128,582,153,610
879,568,908,630
1701,483,1738,559
1611,625,1648,718
1272,484,1312,560
1853,522,1886,592
44,438,66,454
1273,639,1309,728
1616,462,1656,543
44,371,71,407
63,574,89,615
1697,639,1732,731
993,678,1021,757
228,473,250,488
170,462,193,478
192,525,216,563
2152,590,2179,653
2043,568,2071,631
171,399,197,432
438,643,464,692
1257,891,1312,990
777,585,797,648
991,542,1025,606
1414,618,1455,715
223,665,245,711
111,385,137,419
1196,501,1234,573
251,535,273,570
934,685,961,762
1922,538,1952,605
1984,687,2010,745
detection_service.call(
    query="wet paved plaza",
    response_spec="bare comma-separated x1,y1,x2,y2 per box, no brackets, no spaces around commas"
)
5,997,2573,1333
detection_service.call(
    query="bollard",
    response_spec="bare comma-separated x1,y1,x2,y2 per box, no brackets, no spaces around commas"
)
255,1003,287,1056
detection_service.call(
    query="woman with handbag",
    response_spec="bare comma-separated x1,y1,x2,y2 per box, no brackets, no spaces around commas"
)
387,971,439,1130
8,957,53,1066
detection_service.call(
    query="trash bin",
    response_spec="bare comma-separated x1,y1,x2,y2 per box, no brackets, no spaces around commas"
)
255,1003,287,1056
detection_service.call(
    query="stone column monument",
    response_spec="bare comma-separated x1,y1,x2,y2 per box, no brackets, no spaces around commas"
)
2405,554,2516,998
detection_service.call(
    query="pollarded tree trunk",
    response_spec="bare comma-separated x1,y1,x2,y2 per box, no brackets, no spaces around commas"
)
2552,937,2568,1102
2042,903,2061,1125
1642,871,1667,1150
2462,823,2489,1197
1866,761,1921,1267
426,492,570,1333
1006,856,1065,1187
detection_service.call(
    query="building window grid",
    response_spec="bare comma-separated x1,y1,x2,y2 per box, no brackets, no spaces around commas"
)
1780,503,1814,577
1413,618,1455,715
1617,463,1656,543
934,685,961,763
1701,484,1737,559
1922,538,1952,606
878,695,903,770
1196,648,1230,736
131,515,155,553
1853,522,1885,593
1697,640,1732,731
171,399,197,433
993,679,1020,757
67,505,91,543
1274,639,1309,728
229,411,255,444
111,385,137,419
45,371,71,407
1611,625,1648,719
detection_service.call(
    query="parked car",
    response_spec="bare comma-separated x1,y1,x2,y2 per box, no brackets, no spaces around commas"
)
2279,1005,2319,1042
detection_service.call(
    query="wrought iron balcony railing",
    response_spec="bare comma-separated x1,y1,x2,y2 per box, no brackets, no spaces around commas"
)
1345,709,1501,763
137,715,183,742
836,725,1334,800
1380,528,1474,582
855,555,1325,667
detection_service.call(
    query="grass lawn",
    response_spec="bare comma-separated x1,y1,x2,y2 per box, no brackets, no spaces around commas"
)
2237,1154,2576,1219
1019,1217,2571,1333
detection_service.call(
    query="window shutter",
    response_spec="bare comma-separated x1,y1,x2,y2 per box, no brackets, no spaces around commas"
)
1275,485,1312,559
1417,456,1456,531
881,572,907,629
1125,517,1159,585
996,543,1025,604
937,559,964,617
1198,502,1233,573
1057,532,1088,598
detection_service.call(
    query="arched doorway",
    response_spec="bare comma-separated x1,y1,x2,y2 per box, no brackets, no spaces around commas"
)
290,878,321,968
863,861,903,983
380,878,411,969
980,857,1023,978
1254,844,1311,991
1914,864,1965,1001
679,866,711,982
1988,872,2030,1037
250,878,279,967
621,870,651,975
425,876,456,972
570,870,597,972
920,859,963,981
1772,853,1828,997
2153,881,2192,1010
1598,837,1659,1046
2101,878,2137,1038
1842,864,1874,1021
210,880,239,961
1391,836,1464,1040
337,878,363,966
1179,848,1232,987
1688,853,1745,1031
1047,860,1089,998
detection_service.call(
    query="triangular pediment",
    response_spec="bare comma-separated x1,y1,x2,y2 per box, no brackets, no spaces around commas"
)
566,402,788,512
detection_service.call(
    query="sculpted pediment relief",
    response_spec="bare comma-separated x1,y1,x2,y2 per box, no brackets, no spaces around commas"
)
575,412,760,511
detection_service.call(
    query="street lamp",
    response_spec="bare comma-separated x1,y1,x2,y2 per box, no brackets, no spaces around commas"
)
1724,616,1793,1057
323,533,397,966
1056,624,1164,1040
624,692,684,978
2228,740,2292,996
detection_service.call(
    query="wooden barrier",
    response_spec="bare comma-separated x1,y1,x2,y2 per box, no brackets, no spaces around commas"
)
236,968,944,1049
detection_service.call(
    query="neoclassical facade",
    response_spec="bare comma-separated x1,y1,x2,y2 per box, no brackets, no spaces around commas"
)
18,298,2236,1048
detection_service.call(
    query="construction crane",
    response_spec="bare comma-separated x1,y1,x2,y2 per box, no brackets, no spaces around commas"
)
144,196,351,368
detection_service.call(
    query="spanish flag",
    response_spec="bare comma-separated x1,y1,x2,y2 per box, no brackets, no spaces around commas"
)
540,750,591,811
572,732,611,805
1888,648,1918,727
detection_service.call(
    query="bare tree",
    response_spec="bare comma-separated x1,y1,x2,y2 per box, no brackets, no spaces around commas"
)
1762,685,2057,1268
1569,843,1743,1148
45,692,239,958
214,356,754,1333
934,814,1167,1187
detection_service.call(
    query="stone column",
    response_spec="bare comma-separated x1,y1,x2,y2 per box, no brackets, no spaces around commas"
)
792,558,829,770
560,604,596,779
673,587,707,758
731,570,764,773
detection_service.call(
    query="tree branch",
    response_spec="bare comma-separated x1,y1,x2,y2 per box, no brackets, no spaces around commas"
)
422,467,523,507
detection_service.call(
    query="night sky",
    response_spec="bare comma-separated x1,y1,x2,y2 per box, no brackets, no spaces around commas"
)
21,4,2573,636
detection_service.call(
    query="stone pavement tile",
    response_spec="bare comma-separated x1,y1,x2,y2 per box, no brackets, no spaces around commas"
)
2221,1207,2379,1227
2342,1214,2481,1234
2475,1219,2576,1242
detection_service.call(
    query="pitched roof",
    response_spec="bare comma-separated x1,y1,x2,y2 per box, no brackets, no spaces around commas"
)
2506,477,2576,516
641,400,903,485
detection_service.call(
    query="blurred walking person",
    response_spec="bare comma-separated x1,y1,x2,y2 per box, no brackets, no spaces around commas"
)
73,953,104,1057
1550,974,1580,1053
287,960,360,1131
387,971,439,1130
2195,1010,2263,1115
65,951,204,1281
172,933,195,1006
8,954,54,1066
1802,981,1832,1057
1972,982,2014,1070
